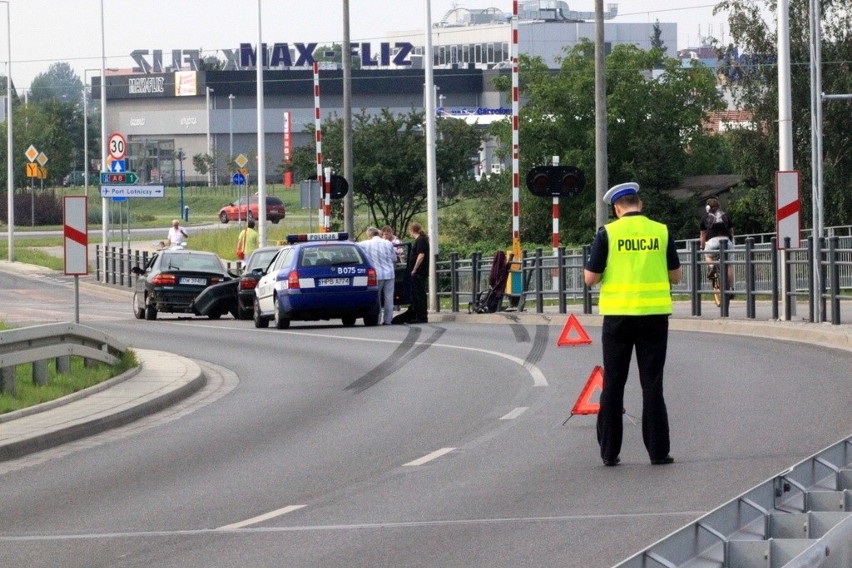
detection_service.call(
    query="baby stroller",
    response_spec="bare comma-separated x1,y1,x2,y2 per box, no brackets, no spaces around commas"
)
469,250,510,313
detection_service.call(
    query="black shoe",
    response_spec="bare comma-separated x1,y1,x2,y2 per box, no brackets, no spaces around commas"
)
651,455,674,465
602,457,620,467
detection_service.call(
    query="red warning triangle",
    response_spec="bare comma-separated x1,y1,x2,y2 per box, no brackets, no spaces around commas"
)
557,313,592,346
571,366,604,415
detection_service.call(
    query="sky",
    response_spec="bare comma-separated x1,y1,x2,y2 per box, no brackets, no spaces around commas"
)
6,0,733,90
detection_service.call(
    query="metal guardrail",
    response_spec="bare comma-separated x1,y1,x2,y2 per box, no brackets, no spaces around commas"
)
434,236,851,324
0,323,127,395
97,235,851,325
614,436,852,568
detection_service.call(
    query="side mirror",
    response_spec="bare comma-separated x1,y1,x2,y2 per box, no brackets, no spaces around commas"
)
228,268,241,278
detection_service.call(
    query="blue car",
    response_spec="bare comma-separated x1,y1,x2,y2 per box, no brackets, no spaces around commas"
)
253,233,380,329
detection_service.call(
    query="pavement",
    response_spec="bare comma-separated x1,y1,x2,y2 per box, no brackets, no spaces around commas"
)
0,258,849,463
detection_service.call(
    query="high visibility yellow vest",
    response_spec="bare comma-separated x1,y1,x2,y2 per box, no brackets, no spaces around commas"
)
598,215,673,315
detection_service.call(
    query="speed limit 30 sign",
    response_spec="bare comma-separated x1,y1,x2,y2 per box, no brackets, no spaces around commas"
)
108,132,127,160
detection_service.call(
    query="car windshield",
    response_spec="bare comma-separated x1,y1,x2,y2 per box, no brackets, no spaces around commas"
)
299,245,365,268
248,249,280,271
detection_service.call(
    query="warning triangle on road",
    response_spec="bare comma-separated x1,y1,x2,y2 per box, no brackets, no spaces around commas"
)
570,366,604,415
557,313,592,346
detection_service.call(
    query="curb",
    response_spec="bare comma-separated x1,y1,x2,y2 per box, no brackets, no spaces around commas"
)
427,311,852,353
0,350,207,462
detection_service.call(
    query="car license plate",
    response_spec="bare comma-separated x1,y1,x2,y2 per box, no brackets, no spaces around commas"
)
180,277,207,286
319,278,349,286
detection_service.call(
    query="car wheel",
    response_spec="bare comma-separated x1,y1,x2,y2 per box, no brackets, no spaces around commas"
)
273,295,290,329
133,292,145,319
363,313,379,327
144,301,158,321
253,298,269,328
219,212,229,224
271,218,280,224
208,310,222,320
342,316,356,327
238,305,252,320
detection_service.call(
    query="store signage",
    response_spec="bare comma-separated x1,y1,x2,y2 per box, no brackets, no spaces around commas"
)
130,41,414,73
438,107,512,117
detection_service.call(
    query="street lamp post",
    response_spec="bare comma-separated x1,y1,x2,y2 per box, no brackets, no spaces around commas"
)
206,86,214,187
423,0,439,312
228,94,235,159
99,0,110,283
256,0,267,246
83,67,117,200
83,80,88,198
2,1,13,261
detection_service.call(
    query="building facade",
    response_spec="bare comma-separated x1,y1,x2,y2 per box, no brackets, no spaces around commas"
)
94,4,678,185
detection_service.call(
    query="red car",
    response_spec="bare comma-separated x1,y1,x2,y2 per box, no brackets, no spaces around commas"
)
218,195,286,224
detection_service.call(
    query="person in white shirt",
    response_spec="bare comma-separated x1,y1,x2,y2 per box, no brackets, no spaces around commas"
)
382,225,404,262
360,227,397,325
160,219,188,249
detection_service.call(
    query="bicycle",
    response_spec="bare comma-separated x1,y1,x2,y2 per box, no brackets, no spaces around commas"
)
707,265,722,307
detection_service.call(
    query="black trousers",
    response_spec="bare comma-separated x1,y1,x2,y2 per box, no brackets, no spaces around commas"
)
597,314,671,462
410,274,428,322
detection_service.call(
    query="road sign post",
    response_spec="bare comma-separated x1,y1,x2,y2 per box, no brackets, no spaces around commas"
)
64,195,88,323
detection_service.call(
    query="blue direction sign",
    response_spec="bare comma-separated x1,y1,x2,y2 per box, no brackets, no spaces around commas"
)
232,172,246,185
99,185,164,198
110,159,127,173
100,172,139,184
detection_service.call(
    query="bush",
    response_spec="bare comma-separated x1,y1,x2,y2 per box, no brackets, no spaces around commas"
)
0,190,63,226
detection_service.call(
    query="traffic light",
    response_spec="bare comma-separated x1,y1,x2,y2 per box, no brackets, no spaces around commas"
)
525,165,585,198
328,174,349,199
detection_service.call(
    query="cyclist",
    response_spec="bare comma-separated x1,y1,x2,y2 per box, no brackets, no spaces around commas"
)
699,198,734,293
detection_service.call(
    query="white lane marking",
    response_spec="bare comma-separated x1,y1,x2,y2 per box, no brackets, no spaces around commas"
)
500,407,528,420
178,322,550,387
0,510,706,542
219,505,307,530
403,447,456,467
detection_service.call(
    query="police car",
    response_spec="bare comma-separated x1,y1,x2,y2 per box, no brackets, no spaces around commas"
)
253,232,380,329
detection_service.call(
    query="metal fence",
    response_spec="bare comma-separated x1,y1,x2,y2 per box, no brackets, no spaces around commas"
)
0,323,127,395
432,236,851,324
97,235,851,325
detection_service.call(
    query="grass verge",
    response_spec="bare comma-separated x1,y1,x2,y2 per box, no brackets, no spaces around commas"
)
0,321,139,415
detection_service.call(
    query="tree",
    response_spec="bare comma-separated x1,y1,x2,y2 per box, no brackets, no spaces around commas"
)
312,44,362,69
715,0,852,228
192,153,215,175
285,108,484,235
0,96,83,187
488,42,725,245
29,62,82,104
199,55,226,71
650,21,668,68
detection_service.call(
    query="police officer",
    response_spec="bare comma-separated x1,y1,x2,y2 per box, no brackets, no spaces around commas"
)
583,182,682,467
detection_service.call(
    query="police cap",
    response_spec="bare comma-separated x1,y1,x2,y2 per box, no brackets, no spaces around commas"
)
603,182,639,205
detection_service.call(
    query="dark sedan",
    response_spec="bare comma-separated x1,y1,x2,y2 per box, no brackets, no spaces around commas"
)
191,246,283,320
131,249,234,320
